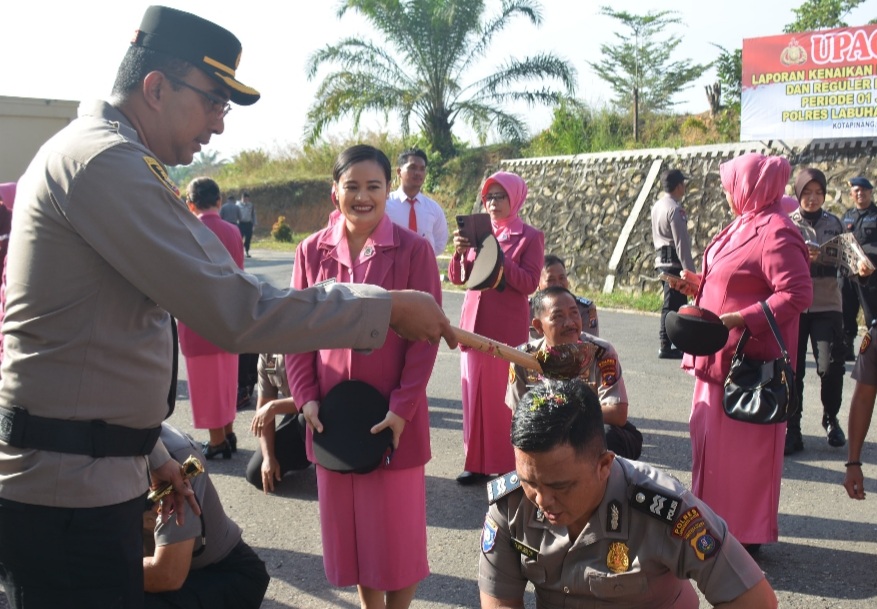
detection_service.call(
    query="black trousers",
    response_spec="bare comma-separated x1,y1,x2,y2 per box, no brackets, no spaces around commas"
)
238,222,254,254
658,269,688,349
0,494,146,609
841,277,861,344
791,310,846,431
606,422,643,460
144,540,269,609
245,414,310,489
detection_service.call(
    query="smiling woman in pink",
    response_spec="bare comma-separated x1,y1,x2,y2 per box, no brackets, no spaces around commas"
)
679,153,812,554
449,172,544,485
286,145,440,609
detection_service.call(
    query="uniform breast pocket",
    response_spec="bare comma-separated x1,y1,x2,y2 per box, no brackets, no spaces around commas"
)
521,558,546,585
587,571,649,600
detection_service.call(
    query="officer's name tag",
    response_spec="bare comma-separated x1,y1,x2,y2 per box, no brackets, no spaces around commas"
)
510,538,539,559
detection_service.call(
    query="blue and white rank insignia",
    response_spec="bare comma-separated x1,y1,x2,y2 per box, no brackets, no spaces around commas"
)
482,514,498,552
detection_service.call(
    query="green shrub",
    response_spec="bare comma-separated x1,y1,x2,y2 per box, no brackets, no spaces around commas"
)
271,216,293,242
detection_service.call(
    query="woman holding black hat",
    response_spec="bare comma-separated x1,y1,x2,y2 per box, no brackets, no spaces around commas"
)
286,145,440,608
677,153,812,554
448,172,544,484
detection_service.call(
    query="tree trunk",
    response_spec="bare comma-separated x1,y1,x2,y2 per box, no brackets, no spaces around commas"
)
633,87,639,143
705,82,722,117
423,110,456,158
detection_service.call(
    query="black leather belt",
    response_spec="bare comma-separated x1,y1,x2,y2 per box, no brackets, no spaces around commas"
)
0,406,160,458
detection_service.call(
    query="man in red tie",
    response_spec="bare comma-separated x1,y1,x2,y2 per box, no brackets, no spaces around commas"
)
386,149,449,255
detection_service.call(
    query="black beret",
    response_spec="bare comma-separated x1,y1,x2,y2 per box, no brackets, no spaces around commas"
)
132,6,259,105
467,234,506,291
311,380,392,474
850,176,874,190
666,305,729,356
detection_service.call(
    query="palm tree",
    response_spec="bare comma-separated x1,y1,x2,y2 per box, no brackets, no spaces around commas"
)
305,0,576,157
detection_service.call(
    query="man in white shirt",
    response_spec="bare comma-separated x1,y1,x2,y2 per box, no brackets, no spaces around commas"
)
386,149,449,255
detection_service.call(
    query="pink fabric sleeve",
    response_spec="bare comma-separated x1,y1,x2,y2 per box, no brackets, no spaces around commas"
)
502,228,544,295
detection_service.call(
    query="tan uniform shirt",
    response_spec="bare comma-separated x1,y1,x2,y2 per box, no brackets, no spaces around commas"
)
789,208,844,313
479,459,764,608
651,193,695,272
0,101,390,508
506,334,627,410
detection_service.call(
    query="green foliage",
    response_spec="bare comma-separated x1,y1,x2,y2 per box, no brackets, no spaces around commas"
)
304,0,576,158
712,45,742,109
271,216,293,242
589,7,710,115
524,101,628,156
784,0,868,32
167,150,228,187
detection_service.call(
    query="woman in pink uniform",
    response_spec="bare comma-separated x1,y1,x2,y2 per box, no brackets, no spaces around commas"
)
679,153,812,553
448,171,544,484
286,145,440,609
178,177,244,459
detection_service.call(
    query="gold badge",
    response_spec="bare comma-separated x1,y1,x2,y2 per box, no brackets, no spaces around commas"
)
606,541,629,574
143,156,181,199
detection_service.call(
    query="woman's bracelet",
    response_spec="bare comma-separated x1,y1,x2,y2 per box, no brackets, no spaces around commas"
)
845,461,863,467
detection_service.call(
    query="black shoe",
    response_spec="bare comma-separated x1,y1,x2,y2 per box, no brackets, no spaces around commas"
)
456,471,489,486
784,430,804,455
824,417,847,447
202,440,232,460
743,543,762,556
226,432,237,453
658,348,684,359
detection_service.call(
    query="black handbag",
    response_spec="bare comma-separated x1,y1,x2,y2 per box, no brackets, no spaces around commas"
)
722,301,800,424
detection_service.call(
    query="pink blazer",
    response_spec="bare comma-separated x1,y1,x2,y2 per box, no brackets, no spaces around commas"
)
178,211,245,357
286,216,440,469
684,206,813,385
448,223,543,346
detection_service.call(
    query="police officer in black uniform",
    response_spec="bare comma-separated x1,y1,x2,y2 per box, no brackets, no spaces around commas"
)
841,176,877,360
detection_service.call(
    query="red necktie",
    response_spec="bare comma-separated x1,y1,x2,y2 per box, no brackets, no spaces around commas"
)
407,197,418,232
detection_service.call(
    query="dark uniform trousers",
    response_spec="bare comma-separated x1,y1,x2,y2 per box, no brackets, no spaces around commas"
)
791,310,846,432
245,414,310,489
842,204,877,346
0,494,146,609
144,540,269,609
658,268,688,350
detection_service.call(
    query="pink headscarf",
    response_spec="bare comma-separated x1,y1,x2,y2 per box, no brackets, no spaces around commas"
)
0,183,16,210
481,171,526,240
719,153,791,217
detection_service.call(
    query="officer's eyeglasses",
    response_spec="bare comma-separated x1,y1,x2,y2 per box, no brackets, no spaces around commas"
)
165,75,232,118
483,193,508,203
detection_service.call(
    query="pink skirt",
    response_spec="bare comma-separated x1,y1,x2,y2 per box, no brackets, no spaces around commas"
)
316,464,428,590
460,350,515,475
185,352,237,429
690,378,785,544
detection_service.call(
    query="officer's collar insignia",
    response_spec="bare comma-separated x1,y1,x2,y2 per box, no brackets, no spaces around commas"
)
487,471,521,504
535,509,545,522
481,515,498,553
143,156,181,199
607,499,622,533
510,538,539,559
606,541,630,573
630,485,681,524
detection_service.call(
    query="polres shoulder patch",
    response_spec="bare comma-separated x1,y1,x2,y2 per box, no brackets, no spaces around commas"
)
630,484,682,524
143,156,181,199
860,332,872,355
487,471,522,504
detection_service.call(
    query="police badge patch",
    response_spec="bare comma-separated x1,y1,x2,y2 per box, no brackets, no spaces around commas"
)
482,514,498,552
861,332,872,355
143,156,181,198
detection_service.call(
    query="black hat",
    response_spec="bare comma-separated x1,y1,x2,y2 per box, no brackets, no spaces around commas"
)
661,169,687,192
665,305,729,356
131,6,260,106
467,234,505,291
850,176,874,190
310,380,392,474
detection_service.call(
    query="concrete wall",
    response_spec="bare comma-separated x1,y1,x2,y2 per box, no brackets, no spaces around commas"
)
501,138,877,297
1,96,79,184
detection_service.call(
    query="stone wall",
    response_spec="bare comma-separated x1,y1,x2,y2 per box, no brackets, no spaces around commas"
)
501,138,877,297
242,179,332,237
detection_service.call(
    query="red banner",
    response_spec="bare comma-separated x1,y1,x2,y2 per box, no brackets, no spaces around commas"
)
741,24,877,140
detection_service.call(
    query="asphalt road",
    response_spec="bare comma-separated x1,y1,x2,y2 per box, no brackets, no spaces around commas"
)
2,248,876,608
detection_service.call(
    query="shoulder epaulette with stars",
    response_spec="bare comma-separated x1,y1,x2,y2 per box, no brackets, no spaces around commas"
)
486,471,522,505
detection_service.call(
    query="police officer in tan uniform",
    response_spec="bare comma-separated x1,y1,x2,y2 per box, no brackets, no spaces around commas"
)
529,255,599,339
480,379,778,609
511,286,640,459
0,7,454,608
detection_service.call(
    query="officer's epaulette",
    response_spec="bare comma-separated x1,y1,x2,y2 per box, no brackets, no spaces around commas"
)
629,484,683,524
575,295,593,307
486,471,522,505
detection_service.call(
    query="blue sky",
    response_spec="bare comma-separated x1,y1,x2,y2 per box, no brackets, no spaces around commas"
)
2,0,875,159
